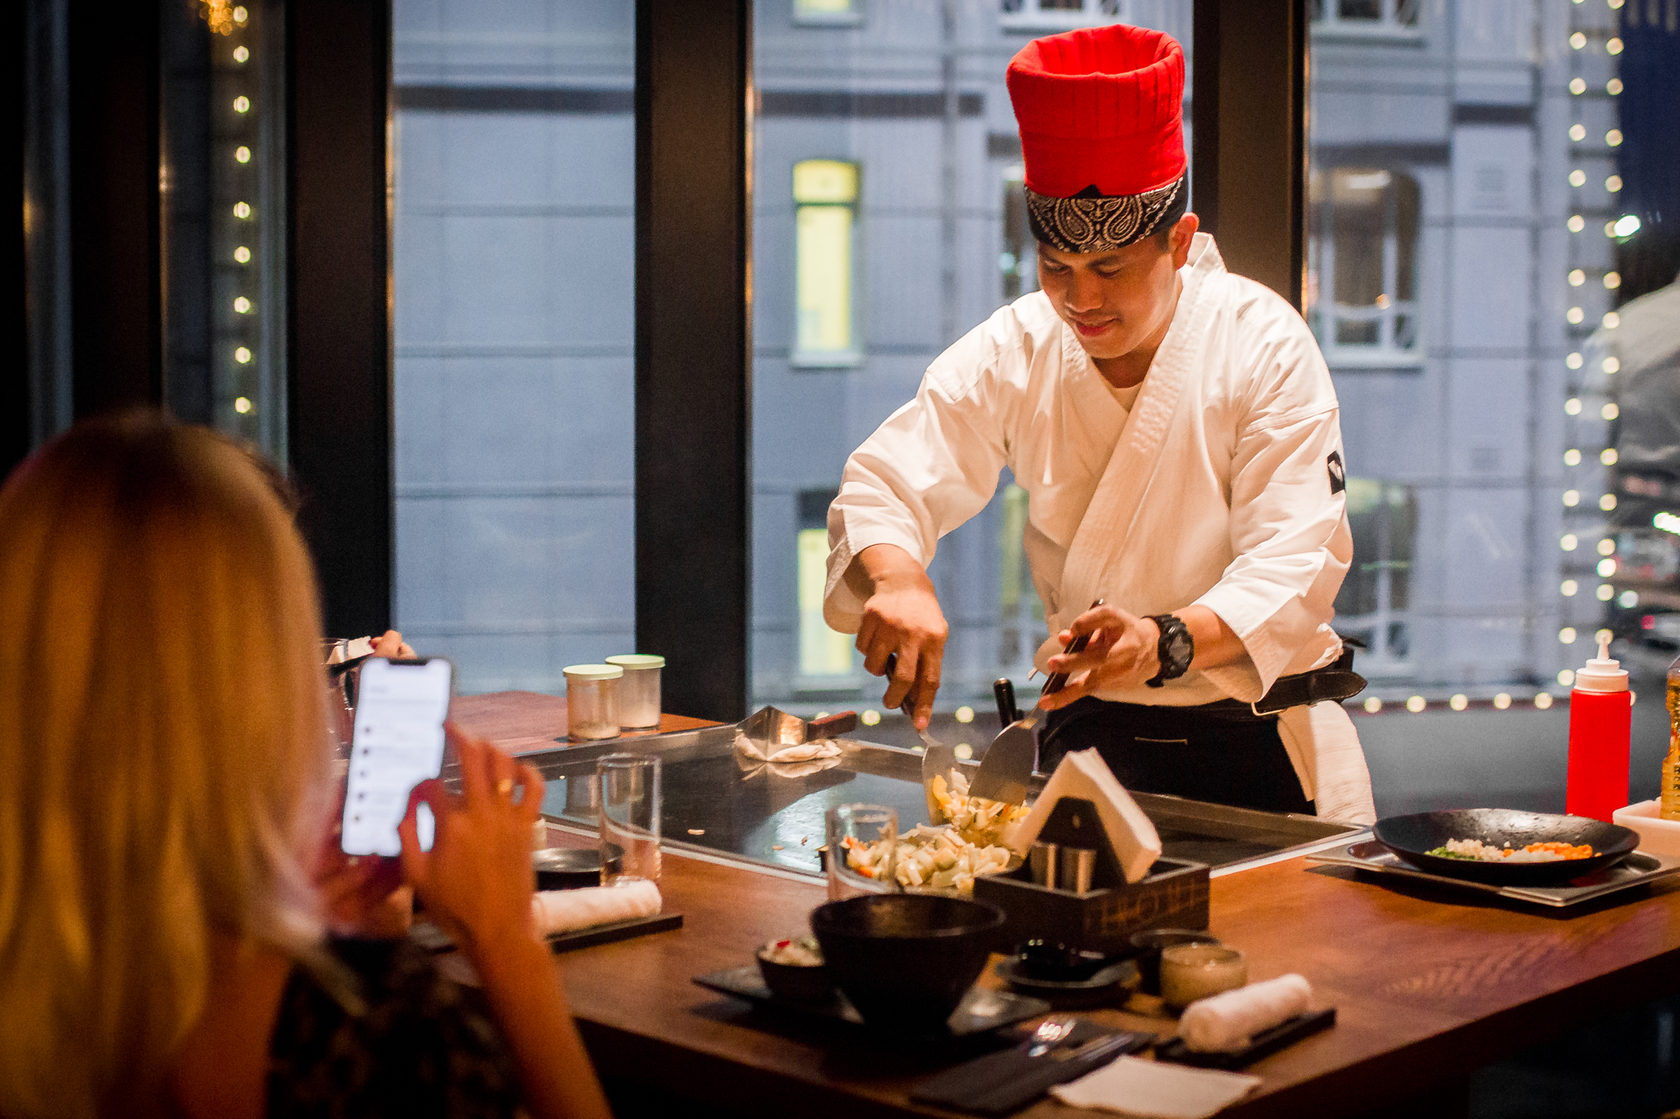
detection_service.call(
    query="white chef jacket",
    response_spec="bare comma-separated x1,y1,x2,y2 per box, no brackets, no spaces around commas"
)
825,233,1374,822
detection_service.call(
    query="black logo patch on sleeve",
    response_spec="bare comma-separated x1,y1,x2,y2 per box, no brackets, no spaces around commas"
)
1327,450,1346,495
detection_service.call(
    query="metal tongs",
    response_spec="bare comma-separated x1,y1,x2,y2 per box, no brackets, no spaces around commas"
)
972,601,1103,803
735,705,857,748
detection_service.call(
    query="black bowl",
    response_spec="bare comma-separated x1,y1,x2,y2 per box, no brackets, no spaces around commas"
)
1015,939,1119,982
1127,928,1220,996
809,894,1006,1030
1373,809,1639,886
755,945,835,1004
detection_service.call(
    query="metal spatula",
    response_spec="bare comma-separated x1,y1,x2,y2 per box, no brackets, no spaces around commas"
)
910,701,959,823
972,626,1098,804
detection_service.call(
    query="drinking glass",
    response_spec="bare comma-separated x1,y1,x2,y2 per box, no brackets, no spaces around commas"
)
598,754,661,886
825,803,897,900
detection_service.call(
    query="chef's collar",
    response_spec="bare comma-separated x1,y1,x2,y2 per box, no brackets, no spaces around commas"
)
1007,23,1188,253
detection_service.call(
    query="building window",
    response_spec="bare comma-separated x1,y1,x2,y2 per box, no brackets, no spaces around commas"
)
1335,478,1415,673
1000,0,1124,32
1308,167,1421,364
1308,0,1422,41
793,159,861,365
793,0,863,26
1000,170,1038,303
798,491,854,679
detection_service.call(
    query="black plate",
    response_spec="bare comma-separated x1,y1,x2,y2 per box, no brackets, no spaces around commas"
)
693,965,1049,1039
994,956,1139,1007
1372,809,1639,886
533,846,614,889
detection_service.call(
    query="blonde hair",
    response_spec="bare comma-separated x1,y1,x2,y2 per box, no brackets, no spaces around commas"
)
0,413,334,1117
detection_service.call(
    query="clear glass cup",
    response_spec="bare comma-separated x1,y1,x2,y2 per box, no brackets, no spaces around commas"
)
825,803,897,900
598,754,661,886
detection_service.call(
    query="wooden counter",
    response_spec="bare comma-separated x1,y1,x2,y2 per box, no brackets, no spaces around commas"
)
452,692,1680,1118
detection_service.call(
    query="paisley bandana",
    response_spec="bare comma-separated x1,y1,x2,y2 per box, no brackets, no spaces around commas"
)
1025,175,1187,253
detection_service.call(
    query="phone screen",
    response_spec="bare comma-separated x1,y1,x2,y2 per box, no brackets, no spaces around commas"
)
340,657,453,857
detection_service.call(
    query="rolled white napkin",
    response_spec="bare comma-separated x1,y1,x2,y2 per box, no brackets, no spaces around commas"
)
1179,973,1313,1053
531,881,661,936
1050,1055,1260,1118
732,729,841,764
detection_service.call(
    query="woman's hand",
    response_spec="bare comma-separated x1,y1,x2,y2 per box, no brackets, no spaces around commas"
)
397,727,543,957
371,629,415,658
313,847,412,939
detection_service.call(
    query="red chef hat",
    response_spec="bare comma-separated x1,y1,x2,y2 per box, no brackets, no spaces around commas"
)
1006,23,1188,252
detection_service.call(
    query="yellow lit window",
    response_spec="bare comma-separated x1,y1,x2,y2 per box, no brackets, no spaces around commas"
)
793,159,859,362
798,525,853,677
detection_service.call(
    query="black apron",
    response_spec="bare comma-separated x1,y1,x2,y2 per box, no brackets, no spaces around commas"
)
1038,696,1314,815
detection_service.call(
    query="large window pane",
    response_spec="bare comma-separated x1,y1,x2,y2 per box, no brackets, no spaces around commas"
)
749,0,1191,750
391,2,635,694
1308,2,1680,808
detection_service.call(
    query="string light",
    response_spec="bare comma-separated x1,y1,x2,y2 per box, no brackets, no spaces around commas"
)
234,145,252,164
860,709,881,726
1363,697,1383,713
1494,694,1512,710
1449,694,1469,711
1564,397,1581,416
233,95,250,114
1606,174,1623,192
233,296,252,314
1536,693,1555,710
234,396,253,414
234,346,252,364
1568,214,1585,232
1562,579,1579,596
233,44,249,63
233,201,251,219
233,245,251,263
1406,696,1426,713
1565,448,1582,466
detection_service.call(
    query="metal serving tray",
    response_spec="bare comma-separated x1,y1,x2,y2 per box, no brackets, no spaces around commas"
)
1307,838,1680,907
505,722,1363,877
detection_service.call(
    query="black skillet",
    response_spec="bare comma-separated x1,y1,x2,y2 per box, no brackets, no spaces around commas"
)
1372,808,1639,886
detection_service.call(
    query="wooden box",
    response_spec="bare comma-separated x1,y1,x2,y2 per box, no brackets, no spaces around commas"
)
972,796,1210,953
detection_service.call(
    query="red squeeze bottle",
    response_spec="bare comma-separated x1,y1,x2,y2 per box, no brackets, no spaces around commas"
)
1565,634,1632,821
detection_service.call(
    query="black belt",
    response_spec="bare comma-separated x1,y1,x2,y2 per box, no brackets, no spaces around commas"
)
1196,646,1367,719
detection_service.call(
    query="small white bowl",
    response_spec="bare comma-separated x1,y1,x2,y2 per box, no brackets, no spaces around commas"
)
1612,799,1678,855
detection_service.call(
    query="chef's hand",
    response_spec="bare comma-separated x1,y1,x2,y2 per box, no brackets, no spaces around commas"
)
398,726,544,958
852,543,947,728
1037,604,1161,708
1039,605,1245,708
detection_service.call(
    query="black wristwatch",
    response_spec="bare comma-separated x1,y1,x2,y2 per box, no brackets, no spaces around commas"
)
1145,614,1193,688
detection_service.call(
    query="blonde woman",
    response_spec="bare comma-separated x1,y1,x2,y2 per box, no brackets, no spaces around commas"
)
0,413,611,1119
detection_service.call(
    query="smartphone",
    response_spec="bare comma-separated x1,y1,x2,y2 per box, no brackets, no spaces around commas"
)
339,656,454,858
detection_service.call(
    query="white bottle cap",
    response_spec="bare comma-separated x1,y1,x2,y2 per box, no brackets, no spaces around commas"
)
1575,634,1629,693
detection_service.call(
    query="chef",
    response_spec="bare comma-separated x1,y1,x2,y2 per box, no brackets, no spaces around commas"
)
822,22,1375,823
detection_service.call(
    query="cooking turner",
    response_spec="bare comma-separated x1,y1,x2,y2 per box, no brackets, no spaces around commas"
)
884,651,959,822
908,701,959,823
971,614,1100,804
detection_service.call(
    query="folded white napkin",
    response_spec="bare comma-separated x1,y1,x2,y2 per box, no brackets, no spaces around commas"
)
531,881,661,936
732,729,841,764
1179,973,1313,1053
1002,749,1162,882
1049,1055,1261,1118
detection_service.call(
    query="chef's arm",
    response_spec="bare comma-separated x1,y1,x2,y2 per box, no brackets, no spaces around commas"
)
1037,603,1246,709
848,543,949,729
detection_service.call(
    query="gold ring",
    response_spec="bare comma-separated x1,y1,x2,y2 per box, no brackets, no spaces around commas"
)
496,778,514,796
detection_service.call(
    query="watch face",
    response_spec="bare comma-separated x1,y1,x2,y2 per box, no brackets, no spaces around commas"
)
1165,628,1192,669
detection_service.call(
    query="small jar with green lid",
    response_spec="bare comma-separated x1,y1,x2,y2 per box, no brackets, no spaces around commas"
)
605,654,664,729
564,663,623,740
